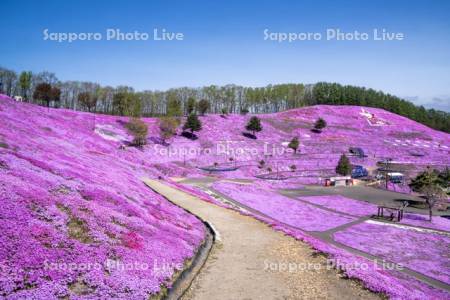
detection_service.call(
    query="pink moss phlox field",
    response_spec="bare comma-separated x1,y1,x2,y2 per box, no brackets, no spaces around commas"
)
0,96,205,298
212,182,355,231
1,94,450,299
205,182,450,299
272,225,450,300
137,102,449,180
400,213,450,231
298,195,377,217
333,221,450,285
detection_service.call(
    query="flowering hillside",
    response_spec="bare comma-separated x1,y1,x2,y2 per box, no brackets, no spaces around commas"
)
0,94,449,299
0,95,206,299
143,103,449,182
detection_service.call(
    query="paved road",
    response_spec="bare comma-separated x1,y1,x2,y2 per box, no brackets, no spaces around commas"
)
144,179,379,300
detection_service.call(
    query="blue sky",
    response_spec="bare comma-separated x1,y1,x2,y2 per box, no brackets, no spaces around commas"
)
1,0,450,111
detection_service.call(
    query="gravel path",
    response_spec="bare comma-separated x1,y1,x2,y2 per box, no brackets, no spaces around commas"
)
144,179,380,300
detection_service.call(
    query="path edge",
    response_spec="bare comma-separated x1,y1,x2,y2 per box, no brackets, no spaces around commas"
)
143,179,216,300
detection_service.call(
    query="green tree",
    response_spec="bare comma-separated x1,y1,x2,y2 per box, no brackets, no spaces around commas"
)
127,93,142,117
314,118,327,131
50,86,61,107
166,92,182,117
78,92,97,112
245,116,262,137
112,91,140,116
183,113,202,134
159,117,178,143
186,97,196,115
197,99,210,116
33,83,52,107
409,168,447,220
240,107,249,115
126,118,148,147
288,137,300,154
437,167,450,189
19,71,32,100
336,154,352,176
113,92,128,115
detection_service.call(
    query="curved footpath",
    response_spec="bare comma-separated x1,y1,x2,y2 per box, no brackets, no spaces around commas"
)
144,179,380,300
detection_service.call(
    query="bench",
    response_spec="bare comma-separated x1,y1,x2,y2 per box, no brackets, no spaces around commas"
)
377,201,409,222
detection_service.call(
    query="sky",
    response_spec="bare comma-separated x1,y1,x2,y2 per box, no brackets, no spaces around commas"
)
1,0,450,111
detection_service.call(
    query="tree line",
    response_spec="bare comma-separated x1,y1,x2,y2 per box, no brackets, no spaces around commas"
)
1,67,448,132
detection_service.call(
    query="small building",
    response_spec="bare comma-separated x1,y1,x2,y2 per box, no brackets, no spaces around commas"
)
325,176,353,187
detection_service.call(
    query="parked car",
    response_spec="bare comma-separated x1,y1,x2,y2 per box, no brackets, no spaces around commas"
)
351,165,368,178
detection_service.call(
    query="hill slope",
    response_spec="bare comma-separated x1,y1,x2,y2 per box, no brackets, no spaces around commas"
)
0,95,449,298
0,95,205,299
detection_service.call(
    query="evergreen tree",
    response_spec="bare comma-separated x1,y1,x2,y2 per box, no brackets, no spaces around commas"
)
314,118,327,131
183,113,202,134
245,116,262,136
288,137,300,154
336,154,352,176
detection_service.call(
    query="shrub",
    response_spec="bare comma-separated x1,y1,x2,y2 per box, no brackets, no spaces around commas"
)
126,118,148,147
313,118,327,132
288,137,300,154
159,117,178,143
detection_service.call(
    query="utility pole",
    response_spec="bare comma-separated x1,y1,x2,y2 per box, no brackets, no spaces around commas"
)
384,158,391,189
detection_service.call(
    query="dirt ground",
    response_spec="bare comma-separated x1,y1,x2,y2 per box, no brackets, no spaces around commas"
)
144,179,381,300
